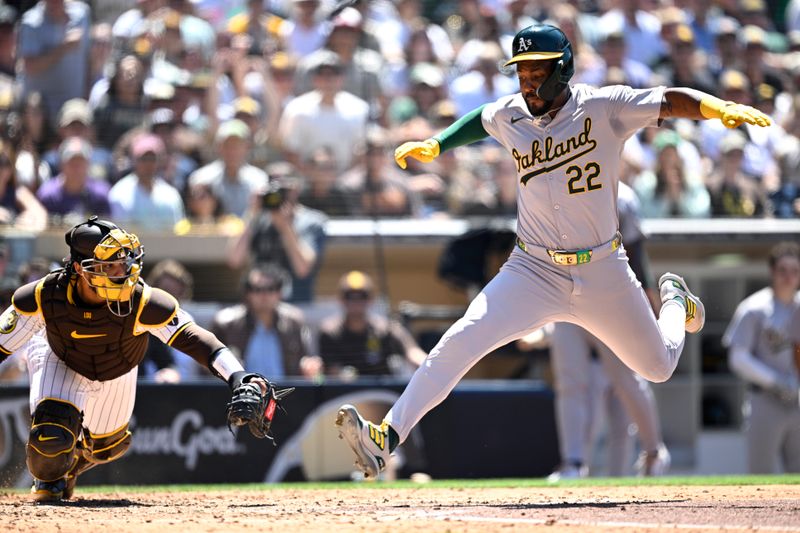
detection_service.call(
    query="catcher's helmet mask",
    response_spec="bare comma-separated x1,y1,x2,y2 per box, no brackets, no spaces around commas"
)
65,216,145,317
503,24,575,115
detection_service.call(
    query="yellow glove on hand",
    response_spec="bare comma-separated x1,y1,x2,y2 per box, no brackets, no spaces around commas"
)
700,97,772,129
394,138,440,169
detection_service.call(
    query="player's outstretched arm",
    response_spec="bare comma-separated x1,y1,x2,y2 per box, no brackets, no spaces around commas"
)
660,88,772,129
395,104,490,169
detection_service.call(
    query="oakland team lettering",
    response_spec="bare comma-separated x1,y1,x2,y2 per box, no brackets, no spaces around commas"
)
513,117,597,185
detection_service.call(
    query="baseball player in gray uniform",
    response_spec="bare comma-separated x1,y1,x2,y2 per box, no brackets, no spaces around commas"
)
549,181,669,480
724,242,800,474
336,23,771,478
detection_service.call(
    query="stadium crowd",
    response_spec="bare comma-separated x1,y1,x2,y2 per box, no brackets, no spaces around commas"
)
0,0,799,383
0,0,798,230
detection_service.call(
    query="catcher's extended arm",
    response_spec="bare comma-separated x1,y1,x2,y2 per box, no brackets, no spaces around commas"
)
226,371,295,443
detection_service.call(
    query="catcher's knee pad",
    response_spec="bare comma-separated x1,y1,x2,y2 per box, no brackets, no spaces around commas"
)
26,399,82,482
83,424,132,465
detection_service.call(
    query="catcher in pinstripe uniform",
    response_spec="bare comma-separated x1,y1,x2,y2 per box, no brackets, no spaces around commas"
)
0,216,292,502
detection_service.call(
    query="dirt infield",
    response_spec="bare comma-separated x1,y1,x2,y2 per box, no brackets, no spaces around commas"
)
1,484,799,532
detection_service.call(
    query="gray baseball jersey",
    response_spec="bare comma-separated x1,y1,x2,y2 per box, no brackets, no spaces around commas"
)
723,288,800,379
723,288,800,474
481,83,664,250
384,84,690,445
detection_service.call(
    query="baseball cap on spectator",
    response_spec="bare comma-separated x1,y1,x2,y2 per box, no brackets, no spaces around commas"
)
331,7,362,30
719,69,750,92
149,108,176,130
674,24,695,45
144,79,176,101
740,25,765,47
215,119,251,142
310,50,344,74
652,130,682,152
658,6,686,26
59,137,92,161
0,3,17,26
233,96,261,117
58,99,93,128
409,62,445,88
602,28,626,44
430,99,457,122
338,270,374,297
788,30,800,51
132,133,166,158
740,0,766,13
756,82,776,102
719,131,747,155
714,16,740,37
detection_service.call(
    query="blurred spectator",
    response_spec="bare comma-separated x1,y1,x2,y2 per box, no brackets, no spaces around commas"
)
388,62,448,124
111,0,161,54
36,136,111,219
633,130,710,218
0,139,47,232
708,16,743,77
707,131,767,217
92,55,148,150
319,270,426,378
174,181,244,235
295,8,384,108
211,263,320,380
740,25,784,96
14,91,54,190
41,98,115,183
228,178,327,303
141,259,199,383
280,0,327,59
343,126,420,217
279,50,369,175
17,256,53,285
597,0,666,68
148,107,198,192
88,23,112,88
449,41,516,117
17,0,91,126
188,119,267,218
298,146,357,216
227,0,284,56
109,133,185,230
456,145,517,217
0,3,17,97
769,136,800,218
589,30,653,89
654,24,716,94
687,0,719,54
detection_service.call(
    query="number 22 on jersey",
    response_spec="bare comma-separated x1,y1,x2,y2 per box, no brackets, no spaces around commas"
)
566,162,602,195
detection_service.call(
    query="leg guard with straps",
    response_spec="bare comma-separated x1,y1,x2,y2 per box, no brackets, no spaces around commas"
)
69,424,133,480
26,399,83,482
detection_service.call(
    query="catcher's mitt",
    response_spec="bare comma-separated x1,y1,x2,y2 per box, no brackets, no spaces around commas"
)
226,372,294,442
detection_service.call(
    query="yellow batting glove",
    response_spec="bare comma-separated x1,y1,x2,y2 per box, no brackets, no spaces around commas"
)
394,138,440,170
700,97,772,129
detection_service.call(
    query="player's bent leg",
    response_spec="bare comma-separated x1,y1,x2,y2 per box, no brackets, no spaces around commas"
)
64,423,133,498
27,398,83,502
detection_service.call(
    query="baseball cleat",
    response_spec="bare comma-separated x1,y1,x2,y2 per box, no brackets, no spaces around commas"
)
31,478,67,503
635,444,671,477
659,272,705,334
335,404,390,479
546,462,588,483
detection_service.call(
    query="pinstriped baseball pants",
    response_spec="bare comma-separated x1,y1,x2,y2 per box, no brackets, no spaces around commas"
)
26,333,137,435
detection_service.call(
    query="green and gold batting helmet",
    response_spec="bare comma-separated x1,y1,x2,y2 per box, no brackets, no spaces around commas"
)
505,24,575,101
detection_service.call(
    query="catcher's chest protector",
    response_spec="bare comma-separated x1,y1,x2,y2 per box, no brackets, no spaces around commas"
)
40,272,148,381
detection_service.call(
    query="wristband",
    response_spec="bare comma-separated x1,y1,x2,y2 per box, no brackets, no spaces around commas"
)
209,347,244,383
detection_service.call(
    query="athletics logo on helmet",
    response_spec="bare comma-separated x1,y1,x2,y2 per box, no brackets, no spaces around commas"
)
504,24,575,102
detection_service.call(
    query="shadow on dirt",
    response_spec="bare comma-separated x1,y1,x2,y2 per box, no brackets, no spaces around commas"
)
34,498,150,508
401,499,690,510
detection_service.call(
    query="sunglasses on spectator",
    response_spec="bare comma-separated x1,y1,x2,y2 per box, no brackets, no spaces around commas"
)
248,283,281,293
343,290,370,301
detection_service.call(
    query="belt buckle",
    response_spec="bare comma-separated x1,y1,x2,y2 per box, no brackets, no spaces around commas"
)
547,249,592,266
